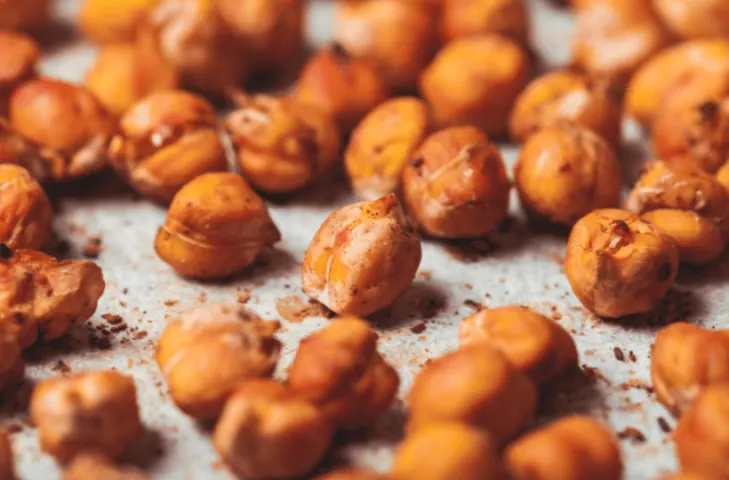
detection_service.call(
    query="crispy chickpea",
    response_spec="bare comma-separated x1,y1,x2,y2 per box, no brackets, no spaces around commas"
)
402,126,510,238
302,195,421,317
515,126,622,227
441,0,529,45
314,469,390,480
78,0,156,44
30,371,142,463
420,35,531,136
345,97,429,200
0,0,50,31
63,453,148,480
294,45,391,133
408,345,537,442
155,173,280,279
226,94,341,194
505,416,623,480
213,379,334,480
156,303,281,420
0,30,38,116
0,164,52,250
654,0,729,40
0,428,14,480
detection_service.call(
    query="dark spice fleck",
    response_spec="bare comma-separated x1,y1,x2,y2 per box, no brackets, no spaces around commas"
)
410,322,426,334
657,417,672,434
102,313,123,325
628,350,637,362
52,360,71,374
613,347,625,362
618,427,646,444
110,323,128,333
82,236,103,259
134,331,149,340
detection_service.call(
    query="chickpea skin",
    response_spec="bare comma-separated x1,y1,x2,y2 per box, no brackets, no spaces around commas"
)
0,30,39,116
302,195,421,317
0,164,53,250
0,428,15,480
441,0,529,45
78,0,156,44
30,371,142,464
402,126,510,239
0,0,50,31
213,379,335,480
505,416,623,480
63,453,148,480
154,173,281,279
564,209,679,318
654,0,729,40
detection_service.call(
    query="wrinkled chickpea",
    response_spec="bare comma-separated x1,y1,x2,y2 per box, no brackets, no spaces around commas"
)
155,173,281,279
63,453,148,480
420,35,531,136
0,164,53,250
0,30,39,116
654,0,729,40
156,303,281,420
345,97,429,200
505,416,623,480
0,248,105,349
213,379,334,480
302,195,421,317
226,94,341,194
78,0,156,44
314,469,390,480
0,428,14,480
0,0,50,31
515,126,622,227
294,45,391,133
0,324,23,393
441,0,529,45
402,125,510,238
108,90,227,203
459,306,578,384
30,370,142,463
408,345,537,442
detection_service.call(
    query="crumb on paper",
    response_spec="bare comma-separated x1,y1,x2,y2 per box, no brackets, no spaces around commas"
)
82,236,103,259
463,299,484,311
657,417,672,433
618,427,647,444
51,360,71,374
102,313,123,325
275,296,334,323
237,289,251,304
410,322,426,334
613,347,625,362
417,270,433,280
164,300,178,307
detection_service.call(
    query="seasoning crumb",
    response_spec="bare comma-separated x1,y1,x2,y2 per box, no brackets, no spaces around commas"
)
5,424,22,434
613,347,625,362
628,350,637,362
134,331,149,340
410,322,426,334
417,270,433,280
276,296,334,323
51,360,71,374
164,300,178,307
657,416,672,433
82,236,103,259
618,427,646,444
463,299,484,311
110,323,128,333
550,311,562,320
237,289,251,304
102,313,123,325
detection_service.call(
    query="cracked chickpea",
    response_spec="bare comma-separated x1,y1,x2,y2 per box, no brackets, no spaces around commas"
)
654,0,729,40
63,453,148,480
155,173,281,279
156,304,281,420
302,195,421,317
0,30,39,116
0,0,50,31
441,0,529,45
78,0,156,44
0,164,53,250
109,90,227,203
0,428,14,480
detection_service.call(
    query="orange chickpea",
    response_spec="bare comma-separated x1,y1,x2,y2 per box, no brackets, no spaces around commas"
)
78,0,156,44
0,164,53,250
0,30,38,116
313,469,391,480
0,0,50,31
654,0,729,40
441,0,529,45
63,453,148,480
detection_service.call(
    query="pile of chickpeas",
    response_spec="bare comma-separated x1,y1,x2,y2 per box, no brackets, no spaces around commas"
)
1,0,729,478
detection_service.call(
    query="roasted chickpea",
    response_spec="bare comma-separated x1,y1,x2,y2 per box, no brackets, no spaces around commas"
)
345,97,429,200
659,474,708,480
294,45,391,133
0,164,52,250
155,173,281,279
213,379,334,480
302,195,421,317
0,118,52,180
420,35,531,136
408,345,537,442
0,30,38,116
654,0,729,40
441,0,529,45
63,453,148,480
402,126,510,238
226,94,341,194
78,0,156,44
156,303,281,420
515,126,622,227
30,371,142,463
505,416,623,480
0,0,50,31
0,428,15,480
314,469,390,480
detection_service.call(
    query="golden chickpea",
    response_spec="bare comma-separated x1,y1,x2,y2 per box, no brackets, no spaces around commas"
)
78,0,156,44
0,30,38,116
0,428,15,480
505,416,623,480
441,0,529,45
515,126,622,227
420,35,531,136
294,45,391,133
564,209,679,318
302,195,421,317
63,453,148,480
30,371,142,464
345,97,429,200
213,379,334,480
0,0,50,31
408,345,537,442
654,0,729,40
226,94,341,194
155,173,280,279
0,164,52,250
156,303,281,420
402,125,510,238
313,469,390,480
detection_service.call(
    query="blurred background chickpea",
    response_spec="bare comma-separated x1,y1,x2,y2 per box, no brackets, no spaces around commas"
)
313,469,390,480
154,173,280,279
63,453,148,480
653,0,729,40
287,317,399,429
0,0,50,31
402,126,510,238
78,0,156,44
30,371,142,464
0,164,52,250
108,90,227,203
226,94,341,194
564,209,678,318
420,35,531,136
302,195,421,316
156,304,281,420
213,379,334,480
408,345,537,443
505,416,623,480
515,126,622,227
345,97,429,200
0,428,14,480
441,0,529,45
0,30,39,117
0,325,23,394
459,306,578,385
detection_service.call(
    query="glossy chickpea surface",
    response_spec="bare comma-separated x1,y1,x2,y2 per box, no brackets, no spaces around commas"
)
441,0,529,44
0,164,52,250
654,0,729,40
78,0,155,44
0,428,14,480
155,173,281,279
0,0,50,31
0,30,38,116
63,453,148,480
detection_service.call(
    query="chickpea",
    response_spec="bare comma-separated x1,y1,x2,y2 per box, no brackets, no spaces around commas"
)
294,44,391,133
0,118,50,180
63,453,148,480
564,209,679,318
0,428,14,480
0,248,105,349
402,125,510,238
659,475,708,480
302,194,421,317
156,303,281,420
505,416,623,480
420,35,531,136
0,0,50,31
515,126,622,227
78,0,156,44
0,323,23,393
226,94,341,194
313,469,390,480
30,371,142,463
213,379,334,480
441,0,529,45
345,97,429,200
654,0,729,40
0,30,38,116
0,164,52,250
154,173,281,279
408,345,537,442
